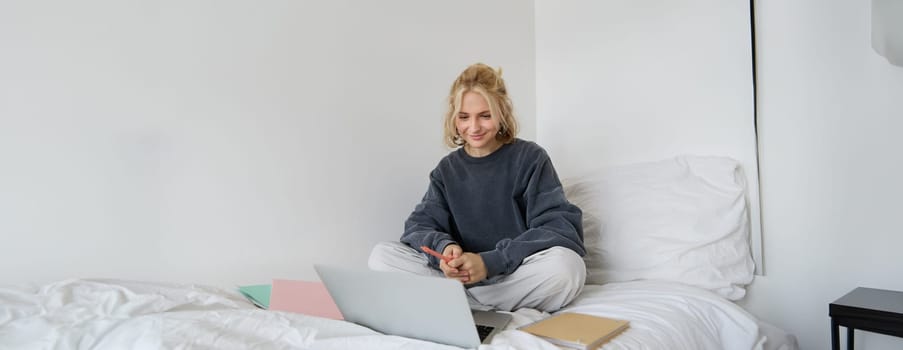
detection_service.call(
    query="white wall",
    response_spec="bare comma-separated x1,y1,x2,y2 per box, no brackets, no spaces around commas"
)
0,0,536,286
740,0,903,349
534,0,762,271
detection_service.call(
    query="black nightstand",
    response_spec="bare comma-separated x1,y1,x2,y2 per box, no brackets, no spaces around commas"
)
829,287,903,350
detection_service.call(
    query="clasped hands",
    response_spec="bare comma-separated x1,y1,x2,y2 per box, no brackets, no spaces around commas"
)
438,244,487,285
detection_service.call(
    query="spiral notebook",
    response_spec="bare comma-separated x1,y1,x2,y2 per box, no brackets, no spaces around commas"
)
518,312,629,350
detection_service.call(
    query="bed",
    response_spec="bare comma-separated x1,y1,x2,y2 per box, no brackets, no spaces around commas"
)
0,156,799,350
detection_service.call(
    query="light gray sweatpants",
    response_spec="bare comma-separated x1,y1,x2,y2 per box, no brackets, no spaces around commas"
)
367,241,586,312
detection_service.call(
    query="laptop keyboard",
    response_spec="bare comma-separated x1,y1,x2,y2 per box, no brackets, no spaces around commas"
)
476,325,495,341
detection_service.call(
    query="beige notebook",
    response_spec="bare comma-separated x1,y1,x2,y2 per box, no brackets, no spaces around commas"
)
518,312,629,350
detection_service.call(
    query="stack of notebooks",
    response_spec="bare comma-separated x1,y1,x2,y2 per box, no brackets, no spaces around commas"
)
238,279,343,320
518,312,629,349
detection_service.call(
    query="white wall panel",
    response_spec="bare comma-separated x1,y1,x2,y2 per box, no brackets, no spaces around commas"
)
535,0,762,273
0,0,535,285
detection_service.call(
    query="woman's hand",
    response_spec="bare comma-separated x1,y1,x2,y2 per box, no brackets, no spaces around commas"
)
442,244,463,259
439,244,469,282
438,245,488,284
447,253,487,285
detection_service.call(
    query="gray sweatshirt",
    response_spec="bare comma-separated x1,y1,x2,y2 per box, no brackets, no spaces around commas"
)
400,139,585,278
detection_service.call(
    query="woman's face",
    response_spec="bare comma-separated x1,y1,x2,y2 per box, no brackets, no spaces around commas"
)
456,91,501,156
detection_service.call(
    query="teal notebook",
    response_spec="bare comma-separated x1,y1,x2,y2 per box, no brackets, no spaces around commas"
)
238,284,272,309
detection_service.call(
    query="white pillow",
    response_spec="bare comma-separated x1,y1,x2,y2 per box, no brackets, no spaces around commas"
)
563,156,755,300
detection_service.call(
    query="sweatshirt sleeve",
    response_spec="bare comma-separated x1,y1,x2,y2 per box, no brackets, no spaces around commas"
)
478,153,586,278
400,170,458,268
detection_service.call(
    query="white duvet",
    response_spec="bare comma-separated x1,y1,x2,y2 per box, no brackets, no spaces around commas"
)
0,279,793,350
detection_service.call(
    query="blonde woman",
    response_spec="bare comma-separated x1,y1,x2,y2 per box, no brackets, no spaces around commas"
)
369,63,586,313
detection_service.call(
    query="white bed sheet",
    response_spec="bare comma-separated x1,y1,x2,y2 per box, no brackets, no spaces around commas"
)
0,279,796,350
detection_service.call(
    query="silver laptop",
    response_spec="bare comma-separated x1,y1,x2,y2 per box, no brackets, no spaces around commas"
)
314,264,512,348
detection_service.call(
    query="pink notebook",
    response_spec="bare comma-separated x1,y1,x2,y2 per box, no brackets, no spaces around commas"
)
269,279,343,320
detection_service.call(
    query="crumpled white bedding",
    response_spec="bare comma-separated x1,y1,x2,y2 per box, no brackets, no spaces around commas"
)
0,278,796,350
